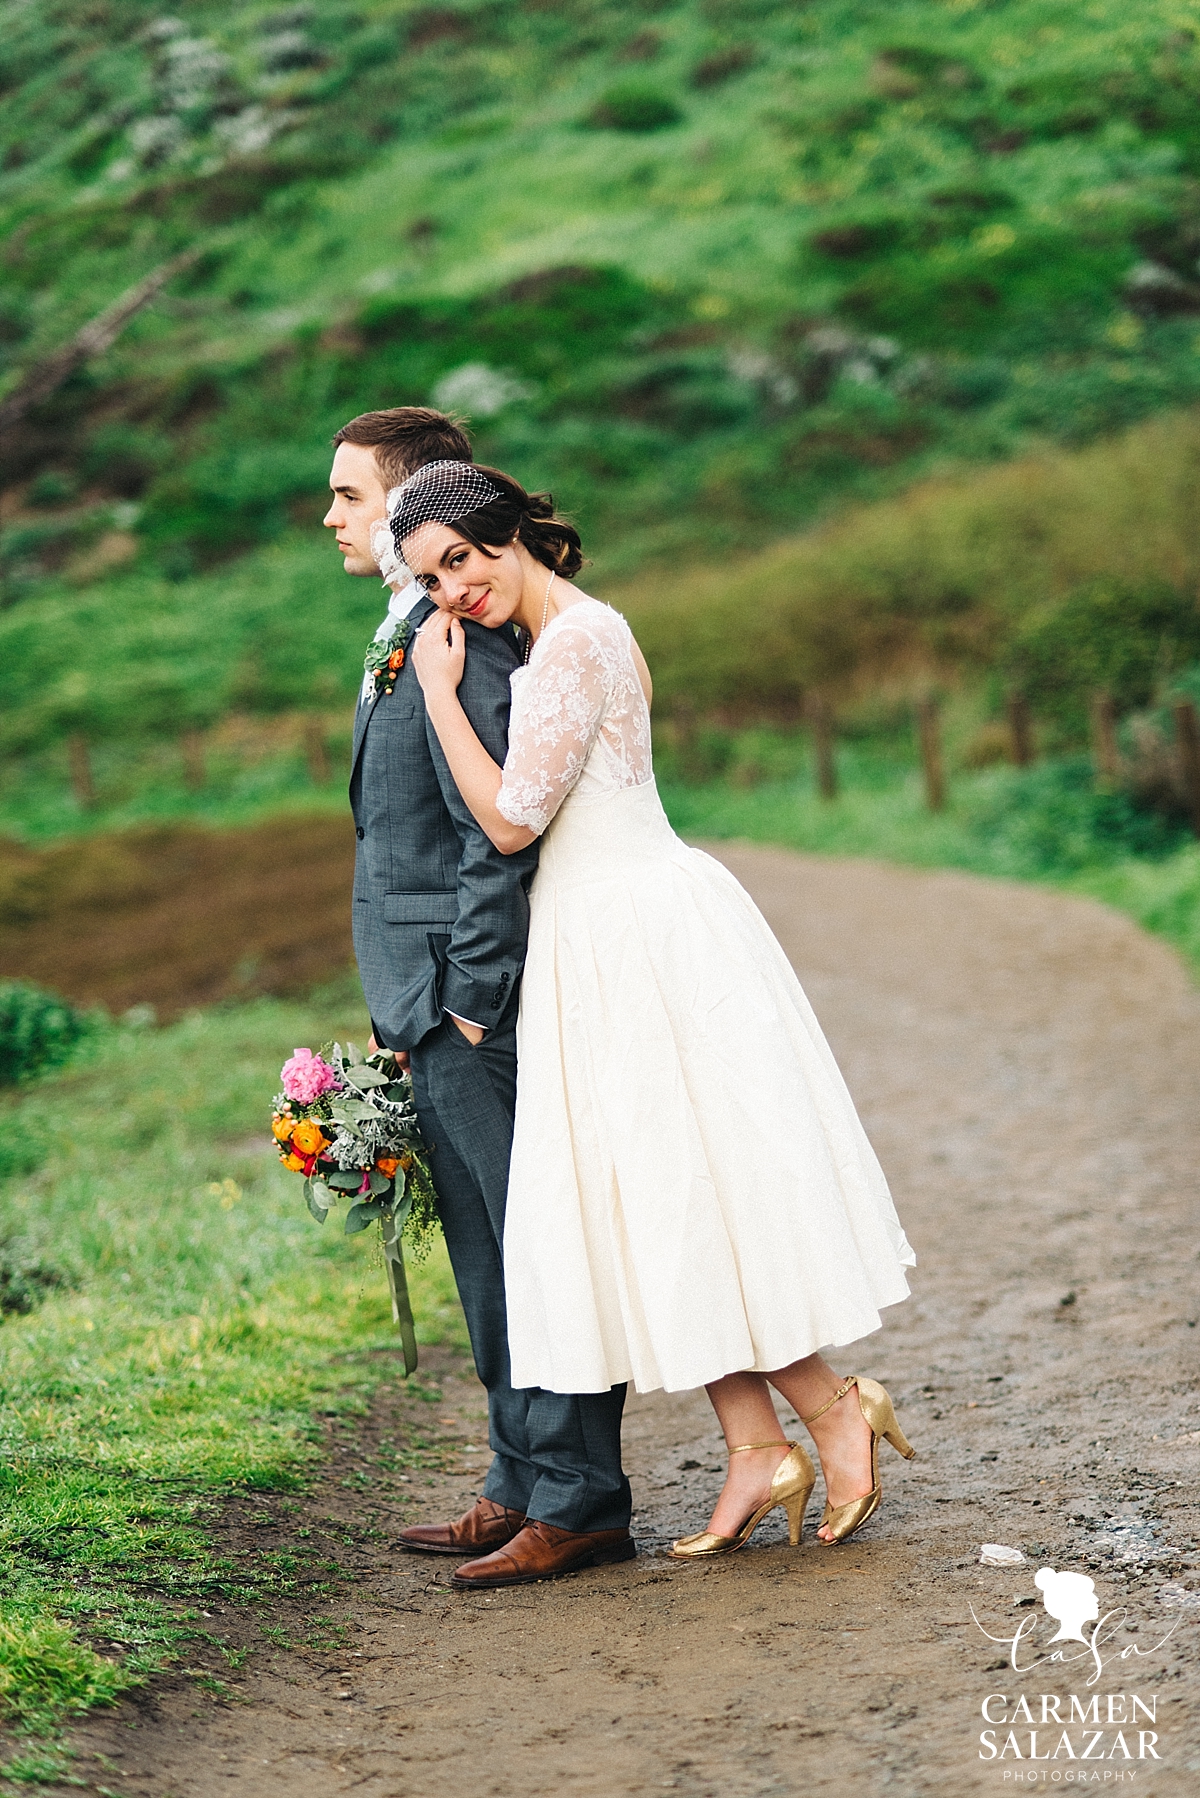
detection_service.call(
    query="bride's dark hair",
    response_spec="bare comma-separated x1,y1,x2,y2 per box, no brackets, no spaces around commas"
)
452,465,584,579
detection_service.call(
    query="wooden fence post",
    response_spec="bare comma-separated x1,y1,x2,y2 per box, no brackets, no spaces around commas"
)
1174,697,1200,836
181,728,206,792
67,731,95,809
807,695,837,801
304,714,331,786
1090,690,1121,789
917,695,946,812
1006,689,1035,767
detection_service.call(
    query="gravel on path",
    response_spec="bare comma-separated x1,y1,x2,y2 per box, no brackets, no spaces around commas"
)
39,849,1200,1797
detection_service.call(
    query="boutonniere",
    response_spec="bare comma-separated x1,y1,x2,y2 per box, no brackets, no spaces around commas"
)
363,618,414,702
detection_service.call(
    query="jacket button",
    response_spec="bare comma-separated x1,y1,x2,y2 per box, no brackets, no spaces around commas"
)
356,826,365,839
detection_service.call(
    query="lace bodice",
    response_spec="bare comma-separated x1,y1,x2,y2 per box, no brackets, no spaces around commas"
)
496,599,653,836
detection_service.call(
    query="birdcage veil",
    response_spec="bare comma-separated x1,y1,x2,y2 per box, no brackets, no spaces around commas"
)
385,460,507,585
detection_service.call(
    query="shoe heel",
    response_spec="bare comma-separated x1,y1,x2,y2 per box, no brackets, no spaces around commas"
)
783,1483,813,1547
854,1377,916,1461
883,1422,916,1460
592,1538,638,1567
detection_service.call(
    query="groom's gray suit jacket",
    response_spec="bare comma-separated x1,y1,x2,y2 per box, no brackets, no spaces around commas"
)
347,594,631,1533
348,597,538,1049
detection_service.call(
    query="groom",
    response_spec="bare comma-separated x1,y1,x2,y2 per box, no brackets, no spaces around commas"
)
326,406,633,1587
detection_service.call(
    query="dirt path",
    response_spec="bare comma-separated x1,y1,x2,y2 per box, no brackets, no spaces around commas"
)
41,849,1200,1796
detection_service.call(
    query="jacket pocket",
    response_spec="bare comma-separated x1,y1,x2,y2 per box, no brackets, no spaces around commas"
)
383,891,458,924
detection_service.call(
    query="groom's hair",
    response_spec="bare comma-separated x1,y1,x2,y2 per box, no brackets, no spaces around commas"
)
331,407,472,486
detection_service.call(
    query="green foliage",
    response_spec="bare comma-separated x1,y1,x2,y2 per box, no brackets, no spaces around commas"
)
584,86,684,132
1003,581,1200,733
7,1,1200,806
0,1232,65,1316
961,756,1190,873
621,408,1200,719
0,988,466,1731
7,0,1200,615
0,1126,46,1183
0,983,90,1086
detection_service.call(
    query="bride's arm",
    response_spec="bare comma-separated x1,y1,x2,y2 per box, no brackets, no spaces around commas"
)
411,613,537,855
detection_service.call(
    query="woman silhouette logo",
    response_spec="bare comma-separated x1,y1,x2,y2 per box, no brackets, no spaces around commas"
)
1035,1568,1100,1643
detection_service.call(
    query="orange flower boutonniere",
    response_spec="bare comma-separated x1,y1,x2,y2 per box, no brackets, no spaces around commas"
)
364,619,414,702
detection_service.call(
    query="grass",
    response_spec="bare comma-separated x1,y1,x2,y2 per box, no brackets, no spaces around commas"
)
0,979,465,1746
0,715,351,845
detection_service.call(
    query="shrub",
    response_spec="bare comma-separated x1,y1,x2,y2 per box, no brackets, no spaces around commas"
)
585,85,683,131
0,1235,65,1316
0,982,90,1086
1004,582,1200,734
964,757,1190,875
0,1124,46,1180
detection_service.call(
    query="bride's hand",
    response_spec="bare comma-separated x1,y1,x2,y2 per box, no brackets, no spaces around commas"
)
412,610,466,696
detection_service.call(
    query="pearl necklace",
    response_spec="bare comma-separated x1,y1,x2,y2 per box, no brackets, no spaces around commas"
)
524,567,556,664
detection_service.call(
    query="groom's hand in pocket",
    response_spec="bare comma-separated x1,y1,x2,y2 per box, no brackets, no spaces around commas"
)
450,1015,485,1046
367,1033,410,1073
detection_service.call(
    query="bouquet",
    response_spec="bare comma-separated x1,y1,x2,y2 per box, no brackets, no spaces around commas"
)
271,1042,438,1374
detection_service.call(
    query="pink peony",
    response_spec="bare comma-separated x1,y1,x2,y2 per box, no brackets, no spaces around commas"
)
280,1047,340,1104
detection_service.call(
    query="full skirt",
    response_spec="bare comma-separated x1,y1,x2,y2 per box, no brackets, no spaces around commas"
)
504,779,914,1395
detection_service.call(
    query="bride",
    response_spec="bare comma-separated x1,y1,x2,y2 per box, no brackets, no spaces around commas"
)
404,459,917,1556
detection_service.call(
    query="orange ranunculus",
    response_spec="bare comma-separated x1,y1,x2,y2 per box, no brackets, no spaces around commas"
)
271,1115,294,1143
387,648,405,672
282,1151,307,1172
375,1156,400,1177
292,1119,328,1156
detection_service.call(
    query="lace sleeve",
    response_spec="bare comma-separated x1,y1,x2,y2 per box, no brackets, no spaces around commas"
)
497,616,612,835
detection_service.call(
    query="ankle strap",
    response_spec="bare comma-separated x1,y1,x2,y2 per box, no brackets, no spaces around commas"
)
728,1439,791,1453
801,1375,858,1426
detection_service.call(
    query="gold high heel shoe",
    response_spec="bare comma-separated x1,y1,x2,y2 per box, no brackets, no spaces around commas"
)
668,1440,816,1559
803,1375,916,1546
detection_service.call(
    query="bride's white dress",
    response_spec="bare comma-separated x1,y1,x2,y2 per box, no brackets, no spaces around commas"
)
496,598,914,1396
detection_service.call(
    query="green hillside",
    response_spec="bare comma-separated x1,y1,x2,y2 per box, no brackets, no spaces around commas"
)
6,0,1200,781
7,0,1200,586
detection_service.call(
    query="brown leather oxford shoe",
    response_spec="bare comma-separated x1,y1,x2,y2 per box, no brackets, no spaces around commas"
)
451,1519,636,1589
395,1495,527,1557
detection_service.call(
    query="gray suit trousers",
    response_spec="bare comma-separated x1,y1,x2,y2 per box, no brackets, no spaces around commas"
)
410,1016,631,1534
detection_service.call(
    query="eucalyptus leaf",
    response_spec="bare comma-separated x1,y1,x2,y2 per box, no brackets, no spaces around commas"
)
367,1169,393,1196
391,1165,407,1202
347,1065,389,1089
306,1185,331,1224
342,1100,378,1121
392,1190,413,1231
326,1168,365,1192
346,1040,365,1065
344,1200,382,1234
330,1113,366,1139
